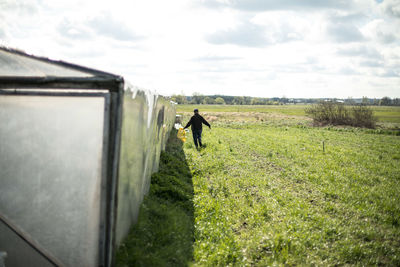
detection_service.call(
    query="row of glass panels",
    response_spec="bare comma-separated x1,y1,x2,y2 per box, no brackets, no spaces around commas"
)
0,84,175,266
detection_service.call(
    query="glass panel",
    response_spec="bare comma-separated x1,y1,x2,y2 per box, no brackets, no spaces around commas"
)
115,86,176,246
0,221,53,267
0,94,106,266
0,50,94,77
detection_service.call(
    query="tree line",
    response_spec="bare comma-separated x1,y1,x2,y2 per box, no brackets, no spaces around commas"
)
170,93,400,106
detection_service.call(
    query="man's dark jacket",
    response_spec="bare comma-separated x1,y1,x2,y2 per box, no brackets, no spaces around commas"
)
184,114,210,131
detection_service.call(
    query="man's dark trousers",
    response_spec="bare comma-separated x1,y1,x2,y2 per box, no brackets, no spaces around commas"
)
192,129,202,148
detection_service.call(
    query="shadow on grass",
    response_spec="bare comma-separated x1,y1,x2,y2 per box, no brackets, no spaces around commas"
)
116,130,194,266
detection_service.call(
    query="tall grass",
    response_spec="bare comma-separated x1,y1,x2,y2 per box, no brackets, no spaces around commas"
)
116,130,194,266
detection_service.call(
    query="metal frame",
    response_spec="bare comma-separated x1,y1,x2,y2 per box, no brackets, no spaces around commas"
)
0,214,61,266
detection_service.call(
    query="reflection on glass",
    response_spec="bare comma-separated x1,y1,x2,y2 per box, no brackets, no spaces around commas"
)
0,95,106,266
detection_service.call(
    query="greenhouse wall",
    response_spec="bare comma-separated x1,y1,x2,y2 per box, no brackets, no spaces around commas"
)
0,47,176,267
115,85,176,247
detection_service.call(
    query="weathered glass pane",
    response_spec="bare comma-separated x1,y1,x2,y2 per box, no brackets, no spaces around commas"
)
0,95,106,266
0,50,94,77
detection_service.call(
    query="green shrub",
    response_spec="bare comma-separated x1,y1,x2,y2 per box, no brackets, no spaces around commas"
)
351,105,376,128
306,102,376,128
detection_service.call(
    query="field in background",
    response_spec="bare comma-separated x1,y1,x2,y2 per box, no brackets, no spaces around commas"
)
372,106,400,123
177,104,308,117
177,104,400,124
117,104,400,266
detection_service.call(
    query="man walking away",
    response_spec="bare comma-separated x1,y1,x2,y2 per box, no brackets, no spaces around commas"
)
184,109,211,149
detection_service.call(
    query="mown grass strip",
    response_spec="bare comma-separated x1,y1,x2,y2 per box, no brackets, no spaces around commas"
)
116,131,194,266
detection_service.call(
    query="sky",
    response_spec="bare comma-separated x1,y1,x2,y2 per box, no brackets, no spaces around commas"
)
0,0,399,98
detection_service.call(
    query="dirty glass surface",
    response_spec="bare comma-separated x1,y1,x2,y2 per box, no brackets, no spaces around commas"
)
0,222,54,267
0,94,106,266
115,86,176,246
0,49,94,77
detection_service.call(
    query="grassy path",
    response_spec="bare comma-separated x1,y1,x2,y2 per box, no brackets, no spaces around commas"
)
116,132,195,266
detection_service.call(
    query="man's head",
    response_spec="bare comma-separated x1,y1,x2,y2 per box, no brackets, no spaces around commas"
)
194,108,199,114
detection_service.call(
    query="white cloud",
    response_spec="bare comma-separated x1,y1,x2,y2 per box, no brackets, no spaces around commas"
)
193,55,242,61
57,19,93,40
382,0,400,18
206,20,269,47
200,0,355,11
362,18,400,45
86,12,145,41
0,0,399,98
336,45,383,59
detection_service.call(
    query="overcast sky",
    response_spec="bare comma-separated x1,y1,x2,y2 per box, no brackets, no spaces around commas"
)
1,0,399,98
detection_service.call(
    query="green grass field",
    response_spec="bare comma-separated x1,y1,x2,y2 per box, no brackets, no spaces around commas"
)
371,106,400,123
117,104,400,266
177,104,309,117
